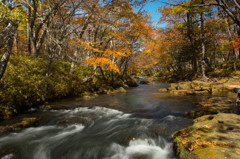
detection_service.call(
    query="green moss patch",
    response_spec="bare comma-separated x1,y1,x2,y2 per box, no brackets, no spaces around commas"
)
174,113,240,159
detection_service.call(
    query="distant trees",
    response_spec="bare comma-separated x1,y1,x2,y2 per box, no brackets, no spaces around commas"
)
0,0,152,82
134,0,240,80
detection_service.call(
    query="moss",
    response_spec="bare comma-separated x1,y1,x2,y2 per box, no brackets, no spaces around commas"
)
174,136,190,159
21,118,38,126
174,113,240,159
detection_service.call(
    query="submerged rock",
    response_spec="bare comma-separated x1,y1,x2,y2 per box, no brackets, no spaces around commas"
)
58,117,88,127
0,117,38,135
186,97,233,118
174,113,240,159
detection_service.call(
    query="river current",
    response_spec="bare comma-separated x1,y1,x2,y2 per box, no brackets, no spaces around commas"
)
0,81,207,159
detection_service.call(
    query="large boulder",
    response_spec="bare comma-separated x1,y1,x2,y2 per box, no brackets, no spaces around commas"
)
174,113,240,159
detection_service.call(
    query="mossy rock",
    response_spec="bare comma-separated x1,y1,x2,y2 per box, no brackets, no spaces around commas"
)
177,82,193,90
170,90,196,96
187,97,232,118
21,117,38,126
112,87,127,93
174,113,240,159
0,117,38,134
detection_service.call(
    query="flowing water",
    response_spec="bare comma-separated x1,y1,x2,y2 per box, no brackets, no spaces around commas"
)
0,81,210,159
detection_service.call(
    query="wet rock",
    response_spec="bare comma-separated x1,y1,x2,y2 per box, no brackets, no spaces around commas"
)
126,80,139,87
174,113,240,159
186,97,233,118
0,146,18,159
167,79,240,97
139,80,150,84
111,87,127,93
58,117,88,126
0,117,38,135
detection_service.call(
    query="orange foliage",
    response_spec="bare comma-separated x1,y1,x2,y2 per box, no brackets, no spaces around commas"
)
233,37,240,49
85,57,120,73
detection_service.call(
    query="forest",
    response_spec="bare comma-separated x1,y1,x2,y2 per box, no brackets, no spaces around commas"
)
0,0,240,159
0,0,239,119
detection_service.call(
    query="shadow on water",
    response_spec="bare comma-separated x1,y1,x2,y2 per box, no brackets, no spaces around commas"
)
0,82,218,159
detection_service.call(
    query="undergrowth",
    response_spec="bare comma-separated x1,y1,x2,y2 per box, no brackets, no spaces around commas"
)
0,56,94,120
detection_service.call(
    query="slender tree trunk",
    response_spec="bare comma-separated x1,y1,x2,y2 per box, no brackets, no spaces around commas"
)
91,65,97,78
98,66,106,81
123,57,130,76
44,53,53,91
0,21,18,80
70,50,77,74
14,33,19,56
238,27,240,59
27,0,32,56
32,41,37,57
186,12,197,73
200,1,207,81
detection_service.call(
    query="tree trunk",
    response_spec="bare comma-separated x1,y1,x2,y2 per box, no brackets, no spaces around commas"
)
0,21,18,80
98,66,106,81
186,12,197,73
70,50,77,74
238,26,240,59
44,54,53,91
14,33,19,56
200,1,207,81
91,65,97,78
27,0,32,56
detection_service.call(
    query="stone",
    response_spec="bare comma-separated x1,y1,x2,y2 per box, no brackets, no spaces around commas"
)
174,113,240,159
139,80,150,84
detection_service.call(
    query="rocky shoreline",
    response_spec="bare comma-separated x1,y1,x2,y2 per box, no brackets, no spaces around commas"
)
162,77,240,159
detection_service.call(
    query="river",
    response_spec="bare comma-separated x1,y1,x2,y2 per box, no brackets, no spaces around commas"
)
0,81,209,159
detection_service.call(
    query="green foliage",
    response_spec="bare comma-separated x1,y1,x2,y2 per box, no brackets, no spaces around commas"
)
0,2,26,23
218,40,235,51
156,67,197,82
207,60,240,77
0,56,91,120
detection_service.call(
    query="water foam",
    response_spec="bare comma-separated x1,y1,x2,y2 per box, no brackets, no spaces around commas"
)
1,154,14,159
107,138,172,159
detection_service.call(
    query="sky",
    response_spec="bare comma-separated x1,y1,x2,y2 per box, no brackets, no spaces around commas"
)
142,1,167,28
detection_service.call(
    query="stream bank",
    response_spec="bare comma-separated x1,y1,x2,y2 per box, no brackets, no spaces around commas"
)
0,82,200,159
0,56,139,120
165,78,240,159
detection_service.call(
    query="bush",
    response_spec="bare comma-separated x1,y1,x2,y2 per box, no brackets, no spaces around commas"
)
0,56,91,120
207,60,240,78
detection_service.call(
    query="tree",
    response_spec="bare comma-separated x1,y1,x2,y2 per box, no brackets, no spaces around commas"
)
0,1,25,79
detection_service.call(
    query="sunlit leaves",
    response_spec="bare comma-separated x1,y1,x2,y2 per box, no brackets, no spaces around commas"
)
0,2,26,23
233,37,240,49
85,57,120,73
